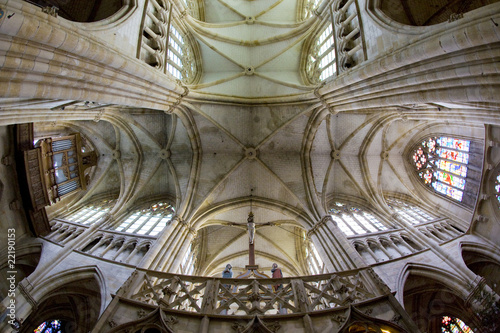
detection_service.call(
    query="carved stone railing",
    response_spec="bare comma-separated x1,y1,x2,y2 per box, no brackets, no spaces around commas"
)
47,219,154,265
124,268,379,316
331,0,365,72
416,218,464,243
349,228,426,265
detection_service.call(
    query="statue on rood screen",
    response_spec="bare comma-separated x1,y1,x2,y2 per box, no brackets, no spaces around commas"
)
271,263,283,292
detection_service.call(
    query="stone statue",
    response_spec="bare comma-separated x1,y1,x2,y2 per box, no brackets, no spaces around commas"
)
222,264,233,294
222,264,233,278
271,263,283,292
247,212,255,244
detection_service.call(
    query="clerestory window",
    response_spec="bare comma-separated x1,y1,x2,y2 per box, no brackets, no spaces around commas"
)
139,1,199,84
412,136,473,202
67,199,115,225
329,202,388,236
306,24,336,83
386,198,436,225
306,240,324,275
114,202,174,236
167,25,184,80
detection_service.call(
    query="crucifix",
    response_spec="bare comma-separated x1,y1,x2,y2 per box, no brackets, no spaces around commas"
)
247,211,256,267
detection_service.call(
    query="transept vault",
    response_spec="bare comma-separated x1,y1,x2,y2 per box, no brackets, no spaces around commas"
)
1,0,500,332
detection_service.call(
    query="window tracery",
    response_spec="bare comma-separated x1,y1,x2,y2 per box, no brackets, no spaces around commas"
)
386,198,436,224
306,24,336,83
67,199,115,225
329,202,388,236
412,136,472,202
114,202,174,236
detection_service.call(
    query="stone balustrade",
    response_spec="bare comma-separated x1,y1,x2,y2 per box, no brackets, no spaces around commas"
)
48,219,153,265
349,218,464,264
124,268,379,316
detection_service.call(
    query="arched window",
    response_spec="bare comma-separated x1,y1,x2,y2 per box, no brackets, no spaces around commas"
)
167,25,185,80
329,202,388,236
306,240,324,275
441,316,475,333
306,24,336,83
34,319,64,333
114,202,174,236
67,199,115,225
180,243,197,275
412,136,476,203
139,1,199,84
386,198,436,224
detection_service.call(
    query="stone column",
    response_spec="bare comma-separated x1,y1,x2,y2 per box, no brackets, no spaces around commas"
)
308,215,366,272
138,216,182,269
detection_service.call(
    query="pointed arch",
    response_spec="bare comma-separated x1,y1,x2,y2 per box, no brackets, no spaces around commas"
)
21,266,106,333
461,241,500,295
396,263,481,333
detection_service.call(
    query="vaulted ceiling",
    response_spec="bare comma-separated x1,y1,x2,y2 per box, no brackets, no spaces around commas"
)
8,0,495,276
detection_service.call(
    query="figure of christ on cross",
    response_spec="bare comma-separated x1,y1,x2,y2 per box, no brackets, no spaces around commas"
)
225,211,277,268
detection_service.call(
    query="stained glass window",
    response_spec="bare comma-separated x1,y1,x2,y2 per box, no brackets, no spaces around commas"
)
329,202,388,236
34,319,63,333
412,136,470,202
495,174,500,205
386,198,436,224
441,316,474,333
67,199,115,225
115,202,175,236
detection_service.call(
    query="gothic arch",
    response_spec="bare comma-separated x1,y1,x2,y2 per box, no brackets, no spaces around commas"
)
374,0,500,27
108,308,175,333
190,197,313,230
461,241,500,295
21,266,106,333
23,0,136,24
0,241,42,300
338,305,407,333
396,263,480,333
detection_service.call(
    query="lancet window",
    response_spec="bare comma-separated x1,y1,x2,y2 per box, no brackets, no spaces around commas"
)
386,198,436,224
306,24,336,83
180,243,197,275
329,202,388,236
412,136,472,202
67,199,115,225
306,240,324,275
114,202,174,236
